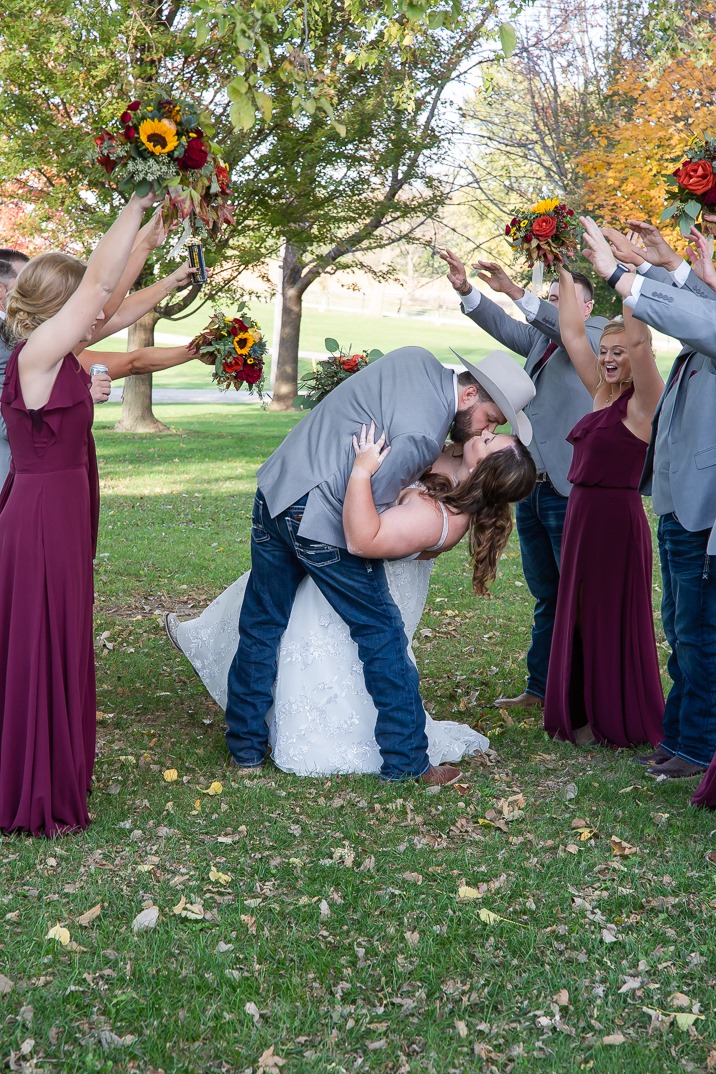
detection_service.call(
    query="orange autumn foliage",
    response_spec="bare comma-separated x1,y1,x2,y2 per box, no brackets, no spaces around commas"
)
578,47,716,247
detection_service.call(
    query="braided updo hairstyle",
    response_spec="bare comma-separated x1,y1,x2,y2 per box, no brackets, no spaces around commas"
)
5,253,86,341
420,438,536,596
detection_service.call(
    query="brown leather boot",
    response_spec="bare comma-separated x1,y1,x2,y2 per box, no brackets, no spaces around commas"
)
419,764,462,787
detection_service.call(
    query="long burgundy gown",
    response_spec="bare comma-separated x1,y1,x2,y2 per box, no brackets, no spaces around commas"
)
543,388,664,747
692,762,716,809
0,345,99,837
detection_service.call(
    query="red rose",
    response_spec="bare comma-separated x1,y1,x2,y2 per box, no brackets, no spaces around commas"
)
123,125,136,140
215,164,231,193
127,100,141,111
341,357,359,373
120,111,132,124
566,209,574,216
505,224,512,235
524,233,533,243
178,137,209,170
97,154,117,175
531,214,557,239
703,184,716,205
510,217,519,226
241,364,263,384
674,158,715,195
229,319,248,336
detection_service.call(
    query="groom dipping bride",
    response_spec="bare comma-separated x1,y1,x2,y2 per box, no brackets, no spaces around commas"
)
167,345,537,785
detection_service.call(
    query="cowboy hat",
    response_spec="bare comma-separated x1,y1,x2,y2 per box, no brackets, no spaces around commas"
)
451,348,535,446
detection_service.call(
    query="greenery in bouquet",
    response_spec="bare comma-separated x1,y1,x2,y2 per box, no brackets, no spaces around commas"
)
93,92,234,237
505,198,579,269
191,306,266,394
298,339,383,405
662,137,716,235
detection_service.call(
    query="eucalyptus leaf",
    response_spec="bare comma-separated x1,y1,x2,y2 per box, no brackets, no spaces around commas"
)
660,203,680,221
684,199,703,217
325,337,339,352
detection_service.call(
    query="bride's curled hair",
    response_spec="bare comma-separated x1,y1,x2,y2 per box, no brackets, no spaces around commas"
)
5,252,86,341
420,439,536,596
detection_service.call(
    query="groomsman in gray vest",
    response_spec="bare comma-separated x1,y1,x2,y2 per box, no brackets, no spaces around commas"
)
0,249,31,484
224,345,535,785
441,249,606,709
584,217,716,780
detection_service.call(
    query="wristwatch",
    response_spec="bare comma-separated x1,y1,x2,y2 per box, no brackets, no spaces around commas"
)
606,264,628,289
457,281,472,296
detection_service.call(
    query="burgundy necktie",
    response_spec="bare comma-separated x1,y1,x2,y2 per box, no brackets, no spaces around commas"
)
533,340,557,376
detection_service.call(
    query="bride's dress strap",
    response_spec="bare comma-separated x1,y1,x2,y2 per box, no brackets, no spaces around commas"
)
424,501,449,552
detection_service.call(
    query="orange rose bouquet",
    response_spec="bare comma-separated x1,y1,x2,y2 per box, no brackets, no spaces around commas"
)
663,138,716,235
505,198,579,271
297,338,383,406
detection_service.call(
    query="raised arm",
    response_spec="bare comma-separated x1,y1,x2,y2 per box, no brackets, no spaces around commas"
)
21,191,156,373
343,423,444,558
621,305,664,425
84,262,197,347
79,342,196,381
555,267,600,396
97,210,169,326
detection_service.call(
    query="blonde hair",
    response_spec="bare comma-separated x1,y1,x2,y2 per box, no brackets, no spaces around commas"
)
595,317,654,394
5,252,86,340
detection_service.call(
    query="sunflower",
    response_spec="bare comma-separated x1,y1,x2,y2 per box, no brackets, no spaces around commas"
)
234,334,252,356
529,197,560,215
138,118,179,155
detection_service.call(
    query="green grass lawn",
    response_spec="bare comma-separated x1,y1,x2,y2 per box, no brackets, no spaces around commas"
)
1,404,714,1074
89,300,681,391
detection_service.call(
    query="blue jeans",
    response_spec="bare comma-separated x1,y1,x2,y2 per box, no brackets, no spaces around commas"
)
515,480,569,699
224,491,430,779
658,514,716,766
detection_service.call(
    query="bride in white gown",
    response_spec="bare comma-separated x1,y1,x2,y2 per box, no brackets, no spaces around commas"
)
167,428,536,776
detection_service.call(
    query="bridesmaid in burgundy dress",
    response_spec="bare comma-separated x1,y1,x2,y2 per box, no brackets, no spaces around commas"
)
543,230,665,749
0,192,156,837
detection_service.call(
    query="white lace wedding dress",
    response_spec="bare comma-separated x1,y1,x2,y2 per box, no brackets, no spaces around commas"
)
175,556,489,776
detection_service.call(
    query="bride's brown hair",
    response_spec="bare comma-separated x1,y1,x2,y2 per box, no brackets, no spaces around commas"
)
420,439,536,596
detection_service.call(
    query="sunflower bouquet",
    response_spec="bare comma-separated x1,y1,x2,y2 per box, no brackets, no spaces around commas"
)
505,198,579,271
191,307,267,394
297,338,383,406
662,137,716,236
93,92,233,237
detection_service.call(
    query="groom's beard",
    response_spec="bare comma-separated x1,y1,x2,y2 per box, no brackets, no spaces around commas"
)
450,404,477,444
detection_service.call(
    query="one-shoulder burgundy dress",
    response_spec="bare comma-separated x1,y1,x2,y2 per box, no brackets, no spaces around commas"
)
0,345,99,836
543,388,664,747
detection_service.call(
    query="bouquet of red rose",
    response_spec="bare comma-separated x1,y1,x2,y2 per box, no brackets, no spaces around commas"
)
191,307,266,394
505,198,579,270
662,138,716,235
93,91,233,238
297,338,383,406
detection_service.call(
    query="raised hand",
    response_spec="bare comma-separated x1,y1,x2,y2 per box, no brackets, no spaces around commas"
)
685,225,716,289
165,262,199,292
624,220,680,270
472,260,524,300
351,421,391,476
439,248,470,293
602,227,647,267
137,208,170,252
579,217,619,279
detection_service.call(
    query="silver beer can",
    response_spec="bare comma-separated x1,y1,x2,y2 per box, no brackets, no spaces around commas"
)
89,363,110,404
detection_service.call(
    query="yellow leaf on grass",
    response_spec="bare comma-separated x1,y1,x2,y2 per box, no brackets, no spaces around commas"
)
45,924,70,945
202,781,223,796
209,866,232,885
163,769,178,782
193,799,202,811
579,828,596,841
675,1012,702,1029
172,896,205,920
457,885,483,901
478,908,500,925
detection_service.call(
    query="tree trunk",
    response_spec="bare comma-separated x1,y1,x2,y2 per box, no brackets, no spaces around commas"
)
114,309,168,433
269,241,304,411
